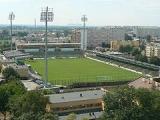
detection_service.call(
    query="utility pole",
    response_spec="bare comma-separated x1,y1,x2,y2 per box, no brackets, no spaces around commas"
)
9,12,15,51
81,15,88,51
40,7,54,84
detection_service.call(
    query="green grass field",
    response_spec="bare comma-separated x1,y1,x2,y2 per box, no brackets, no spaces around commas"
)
26,58,141,85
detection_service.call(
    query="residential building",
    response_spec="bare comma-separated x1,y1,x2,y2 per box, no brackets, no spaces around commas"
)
145,43,160,58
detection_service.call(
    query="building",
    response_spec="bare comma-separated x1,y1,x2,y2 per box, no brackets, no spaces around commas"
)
71,27,130,49
110,40,140,51
46,90,106,117
145,43,160,58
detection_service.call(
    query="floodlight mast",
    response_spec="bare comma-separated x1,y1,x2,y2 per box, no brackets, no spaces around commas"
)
9,12,15,51
81,15,88,51
40,6,53,84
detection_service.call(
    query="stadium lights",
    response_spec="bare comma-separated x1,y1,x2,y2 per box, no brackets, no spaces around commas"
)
40,6,54,83
9,12,15,51
81,15,88,51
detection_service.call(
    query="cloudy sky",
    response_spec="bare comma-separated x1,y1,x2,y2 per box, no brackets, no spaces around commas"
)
0,0,160,26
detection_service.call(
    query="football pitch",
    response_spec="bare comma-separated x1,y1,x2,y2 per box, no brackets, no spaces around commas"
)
26,58,141,85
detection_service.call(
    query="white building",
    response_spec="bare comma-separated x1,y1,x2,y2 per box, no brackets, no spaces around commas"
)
145,43,160,58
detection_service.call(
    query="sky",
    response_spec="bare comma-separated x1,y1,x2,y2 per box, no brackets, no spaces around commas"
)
0,0,160,26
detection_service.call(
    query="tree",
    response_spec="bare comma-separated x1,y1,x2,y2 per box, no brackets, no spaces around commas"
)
131,48,141,56
0,80,26,120
12,112,57,120
135,54,148,62
0,87,10,120
9,91,49,118
119,45,133,53
66,113,76,120
150,56,160,66
2,67,20,80
102,87,160,120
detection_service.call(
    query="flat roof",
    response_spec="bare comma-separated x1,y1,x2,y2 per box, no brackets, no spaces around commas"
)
48,90,106,103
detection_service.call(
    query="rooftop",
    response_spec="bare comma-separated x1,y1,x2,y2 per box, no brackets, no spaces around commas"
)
3,50,32,59
48,90,106,103
16,42,81,46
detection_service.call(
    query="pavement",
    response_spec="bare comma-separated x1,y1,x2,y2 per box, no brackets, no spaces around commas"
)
21,80,40,91
128,77,153,89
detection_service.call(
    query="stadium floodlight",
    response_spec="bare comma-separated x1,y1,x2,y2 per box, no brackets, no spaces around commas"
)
9,12,15,51
40,6,54,83
81,15,88,51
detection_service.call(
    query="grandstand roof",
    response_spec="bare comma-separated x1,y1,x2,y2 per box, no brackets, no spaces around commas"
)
3,50,32,59
16,42,81,46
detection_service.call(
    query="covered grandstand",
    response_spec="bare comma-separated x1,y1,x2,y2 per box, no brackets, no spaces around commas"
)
16,42,82,57
3,50,33,60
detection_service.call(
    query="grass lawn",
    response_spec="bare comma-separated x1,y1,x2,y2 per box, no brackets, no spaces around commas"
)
26,58,141,85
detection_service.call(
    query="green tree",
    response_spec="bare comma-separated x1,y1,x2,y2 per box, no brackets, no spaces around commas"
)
150,56,160,66
9,91,49,118
131,48,141,56
119,45,133,53
0,80,26,120
135,54,148,62
12,112,57,120
102,87,160,120
0,87,10,120
2,67,20,80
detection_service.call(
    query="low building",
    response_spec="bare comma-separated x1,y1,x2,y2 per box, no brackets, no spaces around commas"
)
46,90,106,117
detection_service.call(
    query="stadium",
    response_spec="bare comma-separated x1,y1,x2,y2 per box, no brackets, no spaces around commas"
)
15,40,141,86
